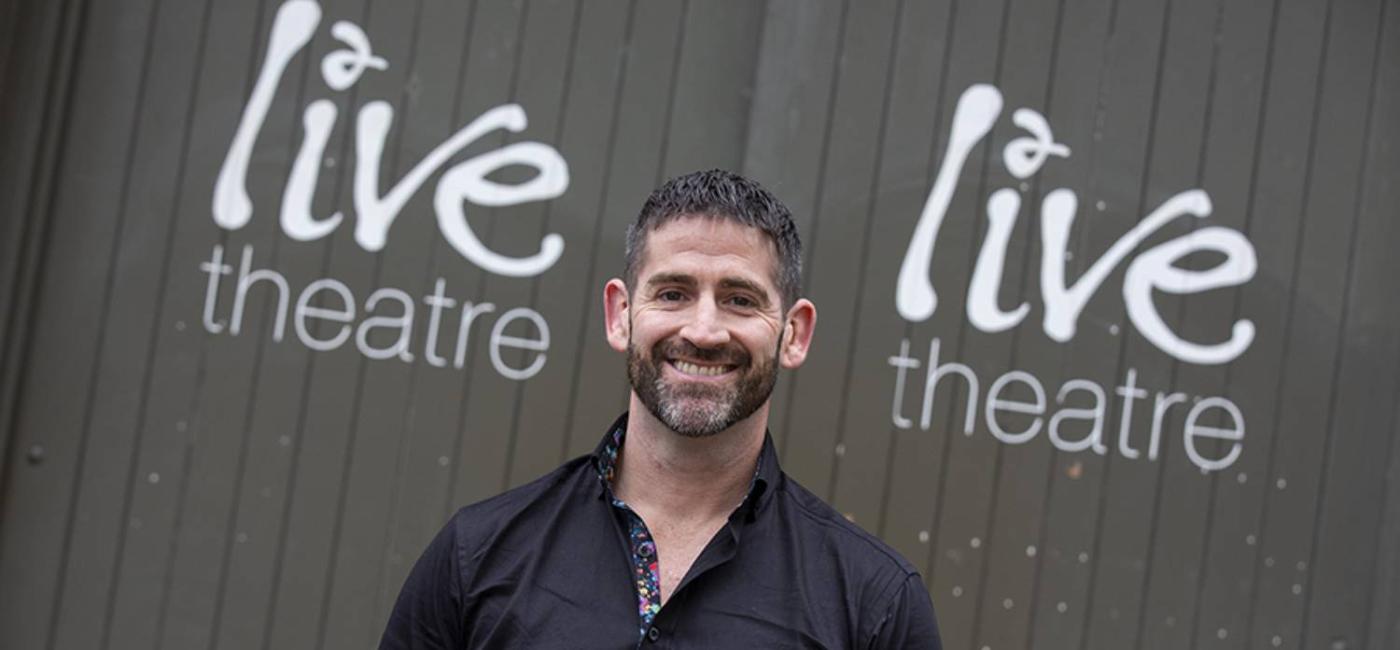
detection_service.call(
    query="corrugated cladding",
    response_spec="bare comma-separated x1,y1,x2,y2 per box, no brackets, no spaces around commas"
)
1,0,1397,648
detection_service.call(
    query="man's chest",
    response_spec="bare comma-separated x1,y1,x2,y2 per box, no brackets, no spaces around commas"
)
460,528,854,649
648,518,729,605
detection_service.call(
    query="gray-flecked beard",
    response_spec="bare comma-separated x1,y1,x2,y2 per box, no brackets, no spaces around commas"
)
627,334,780,438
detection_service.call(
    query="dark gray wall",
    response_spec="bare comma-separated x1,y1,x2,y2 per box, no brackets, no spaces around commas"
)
2,0,1397,649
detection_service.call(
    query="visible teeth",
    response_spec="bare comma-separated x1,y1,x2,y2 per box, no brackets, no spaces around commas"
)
674,360,729,376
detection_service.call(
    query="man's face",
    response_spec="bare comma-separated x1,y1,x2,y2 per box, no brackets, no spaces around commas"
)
619,217,792,437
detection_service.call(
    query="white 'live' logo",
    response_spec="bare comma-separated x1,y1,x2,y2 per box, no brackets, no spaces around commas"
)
212,0,570,278
897,84,1257,366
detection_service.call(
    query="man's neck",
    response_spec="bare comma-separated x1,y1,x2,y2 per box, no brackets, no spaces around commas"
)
613,395,766,525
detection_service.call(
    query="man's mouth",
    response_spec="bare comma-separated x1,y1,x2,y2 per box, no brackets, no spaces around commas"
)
669,359,737,377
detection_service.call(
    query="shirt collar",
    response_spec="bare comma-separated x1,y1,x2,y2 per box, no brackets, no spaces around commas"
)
592,412,780,521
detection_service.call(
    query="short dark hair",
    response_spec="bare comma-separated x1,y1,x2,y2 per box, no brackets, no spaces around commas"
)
624,169,803,308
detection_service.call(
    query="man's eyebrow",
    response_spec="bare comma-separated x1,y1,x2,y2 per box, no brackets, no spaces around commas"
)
722,278,767,296
719,277,773,306
644,272,697,289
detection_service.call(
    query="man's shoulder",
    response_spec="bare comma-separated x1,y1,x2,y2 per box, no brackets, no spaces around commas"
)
771,474,920,579
442,455,595,550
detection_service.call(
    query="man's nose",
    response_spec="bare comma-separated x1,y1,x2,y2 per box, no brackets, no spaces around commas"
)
679,298,731,348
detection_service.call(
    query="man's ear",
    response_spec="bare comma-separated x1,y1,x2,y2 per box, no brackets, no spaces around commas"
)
603,278,631,352
779,298,817,369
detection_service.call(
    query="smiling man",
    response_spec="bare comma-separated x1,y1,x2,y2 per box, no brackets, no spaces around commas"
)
381,170,941,649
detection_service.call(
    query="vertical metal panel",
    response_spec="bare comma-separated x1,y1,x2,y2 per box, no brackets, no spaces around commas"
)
207,3,370,647
563,0,685,460
661,2,766,177
1251,1,1384,649
1227,2,1336,647
918,0,1026,636
506,0,632,484
1373,381,1400,650
1166,1,1275,648
967,0,1072,648
1298,1,1396,648
1070,1,1183,648
1016,3,1117,645
1189,0,1310,646
789,0,901,513
105,0,277,646
364,0,506,637
854,0,956,582
0,0,19,95
1019,0,1139,646
205,0,332,638
504,0,624,490
260,0,395,644
742,0,846,457
1123,0,1230,645
303,0,441,645
158,1,316,644
1088,0,1224,648
0,0,79,490
51,0,218,648
0,2,159,649
1364,12,1400,641
439,0,574,548
0,0,39,411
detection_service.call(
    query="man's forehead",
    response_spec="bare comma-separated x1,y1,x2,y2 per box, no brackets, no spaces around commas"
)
636,216,781,288
646,213,770,242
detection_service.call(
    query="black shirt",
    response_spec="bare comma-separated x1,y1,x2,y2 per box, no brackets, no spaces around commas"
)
380,415,942,649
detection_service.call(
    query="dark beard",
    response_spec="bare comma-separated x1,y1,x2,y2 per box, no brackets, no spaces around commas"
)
627,334,780,437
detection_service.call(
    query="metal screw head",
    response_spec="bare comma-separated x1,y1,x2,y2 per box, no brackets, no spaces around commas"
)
26,444,45,464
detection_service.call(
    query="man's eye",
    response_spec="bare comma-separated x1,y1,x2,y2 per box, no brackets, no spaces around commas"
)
658,290,685,302
727,295,756,308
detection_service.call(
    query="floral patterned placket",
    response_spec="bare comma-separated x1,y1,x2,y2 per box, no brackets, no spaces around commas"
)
597,426,761,641
597,428,662,639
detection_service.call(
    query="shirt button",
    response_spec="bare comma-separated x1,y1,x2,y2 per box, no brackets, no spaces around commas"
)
647,626,661,642
638,541,655,558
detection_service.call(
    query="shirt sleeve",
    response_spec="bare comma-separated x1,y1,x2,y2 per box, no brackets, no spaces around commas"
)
868,574,942,650
379,516,467,650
